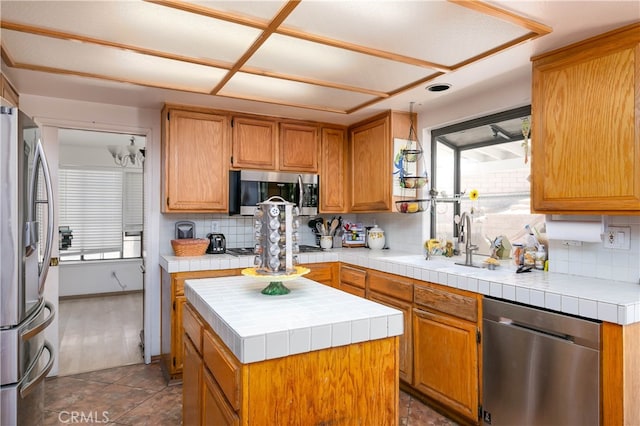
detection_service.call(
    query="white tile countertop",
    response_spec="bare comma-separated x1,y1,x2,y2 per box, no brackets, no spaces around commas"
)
184,276,404,364
162,248,640,325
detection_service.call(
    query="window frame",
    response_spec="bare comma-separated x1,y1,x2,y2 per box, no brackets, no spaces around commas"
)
429,105,532,238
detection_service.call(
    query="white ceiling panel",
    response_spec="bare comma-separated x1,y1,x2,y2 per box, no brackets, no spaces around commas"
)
188,0,289,21
221,72,376,112
0,1,262,64
2,30,226,92
245,34,437,93
283,0,531,66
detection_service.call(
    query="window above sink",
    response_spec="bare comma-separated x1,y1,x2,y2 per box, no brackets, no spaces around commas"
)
429,105,546,257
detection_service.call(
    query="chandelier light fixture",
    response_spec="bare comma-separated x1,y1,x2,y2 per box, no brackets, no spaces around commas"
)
108,136,145,167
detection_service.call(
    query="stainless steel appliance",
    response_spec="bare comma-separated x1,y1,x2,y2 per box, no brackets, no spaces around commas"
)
482,298,600,426
1,106,56,425
206,233,226,254
229,170,319,216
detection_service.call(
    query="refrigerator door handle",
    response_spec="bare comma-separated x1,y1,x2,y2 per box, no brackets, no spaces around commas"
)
29,139,55,295
21,301,55,342
19,341,54,399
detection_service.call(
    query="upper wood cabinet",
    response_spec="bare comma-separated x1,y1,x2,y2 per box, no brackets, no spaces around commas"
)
231,116,320,173
349,114,391,212
231,116,277,170
531,23,640,214
279,122,319,173
1,73,19,107
162,106,230,212
320,127,348,213
348,111,413,212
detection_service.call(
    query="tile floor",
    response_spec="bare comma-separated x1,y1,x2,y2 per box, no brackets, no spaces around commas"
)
45,362,457,425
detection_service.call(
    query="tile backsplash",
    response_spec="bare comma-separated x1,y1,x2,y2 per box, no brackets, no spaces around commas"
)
160,212,640,284
547,215,640,284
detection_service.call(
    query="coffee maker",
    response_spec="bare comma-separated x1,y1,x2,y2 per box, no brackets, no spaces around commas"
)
206,233,226,254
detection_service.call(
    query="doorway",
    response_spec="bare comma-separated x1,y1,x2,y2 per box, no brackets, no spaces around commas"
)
57,128,145,376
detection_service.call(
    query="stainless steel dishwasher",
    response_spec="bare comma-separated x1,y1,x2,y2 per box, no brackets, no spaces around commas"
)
482,298,601,426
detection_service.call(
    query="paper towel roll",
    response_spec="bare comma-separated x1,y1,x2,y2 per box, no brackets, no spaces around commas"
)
545,220,602,243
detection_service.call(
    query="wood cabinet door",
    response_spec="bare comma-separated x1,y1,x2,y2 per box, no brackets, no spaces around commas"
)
370,292,413,384
531,28,640,213
349,115,392,212
279,122,319,173
320,127,347,213
302,262,338,287
202,369,240,426
183,335,202,426
163,108,229,212
231,116,277,170
173,296,185,374
413,307,479,422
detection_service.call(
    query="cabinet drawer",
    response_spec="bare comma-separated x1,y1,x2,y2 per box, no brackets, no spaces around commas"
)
414,284,477,323
203,329,241,411
302,262,336,287
340,265,366,289
340,282,366,298
368,270,413,303
183,303,203,353
203,368,240,426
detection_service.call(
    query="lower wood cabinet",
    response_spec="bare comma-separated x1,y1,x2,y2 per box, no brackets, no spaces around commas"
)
161,268,240,381
302,262,338,287
367,270,413,384
183,300,398,425
339,264,366,297
412,282,481,424
182,303,206,424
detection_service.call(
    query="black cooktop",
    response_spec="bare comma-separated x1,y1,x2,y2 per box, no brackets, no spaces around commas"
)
226,245,322,256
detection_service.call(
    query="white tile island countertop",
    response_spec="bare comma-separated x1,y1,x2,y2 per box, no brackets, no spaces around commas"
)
161,248,640,326
184,275,404,363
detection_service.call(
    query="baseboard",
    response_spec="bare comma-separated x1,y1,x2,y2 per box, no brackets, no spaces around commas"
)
59,289,143,301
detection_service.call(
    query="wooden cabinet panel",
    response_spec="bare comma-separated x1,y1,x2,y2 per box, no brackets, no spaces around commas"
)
414,283,478,322
203,369,240,426
349,114,391,211
231,116,277,170
203,329,241,411
183,303,203,353
413,307,479,423
302,262,338,287
320,127,348,213
339,264,366,289
279,122,319,173
531,24,640,213
162,107,229,212
1,73,19,107
368,270,413,303
183,334,203,426
370,292,413,384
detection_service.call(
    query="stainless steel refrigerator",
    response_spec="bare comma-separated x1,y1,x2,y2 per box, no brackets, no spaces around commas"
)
1,106,56,425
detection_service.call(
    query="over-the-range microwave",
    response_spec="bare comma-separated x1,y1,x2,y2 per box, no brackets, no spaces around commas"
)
229,170,319,216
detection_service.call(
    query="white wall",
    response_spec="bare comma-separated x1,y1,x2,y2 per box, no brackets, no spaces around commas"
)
19,95,161,364
59,260,143,297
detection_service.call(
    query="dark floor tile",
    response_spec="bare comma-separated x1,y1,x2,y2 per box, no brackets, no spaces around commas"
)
112,385,182,425
113,363,167,392
408,396,458,426
71,363,146,385
45,377,110,412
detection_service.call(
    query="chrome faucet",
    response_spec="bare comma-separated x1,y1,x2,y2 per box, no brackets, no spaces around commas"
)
456,212,479,267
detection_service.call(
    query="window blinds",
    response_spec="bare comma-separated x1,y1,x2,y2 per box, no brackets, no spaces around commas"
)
58,168,123,254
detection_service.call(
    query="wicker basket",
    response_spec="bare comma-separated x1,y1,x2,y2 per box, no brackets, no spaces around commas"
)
171,238,208,257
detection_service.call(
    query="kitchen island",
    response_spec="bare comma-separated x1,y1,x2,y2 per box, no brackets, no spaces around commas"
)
182,274,403,426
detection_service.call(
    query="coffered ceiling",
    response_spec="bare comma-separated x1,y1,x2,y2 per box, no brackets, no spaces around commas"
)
1,1,638,125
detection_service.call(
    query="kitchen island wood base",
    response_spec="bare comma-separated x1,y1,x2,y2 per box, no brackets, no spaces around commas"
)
184,301,400,426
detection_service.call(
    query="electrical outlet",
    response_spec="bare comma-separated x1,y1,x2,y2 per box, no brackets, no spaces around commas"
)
211,221,220,233
603,226,630,250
